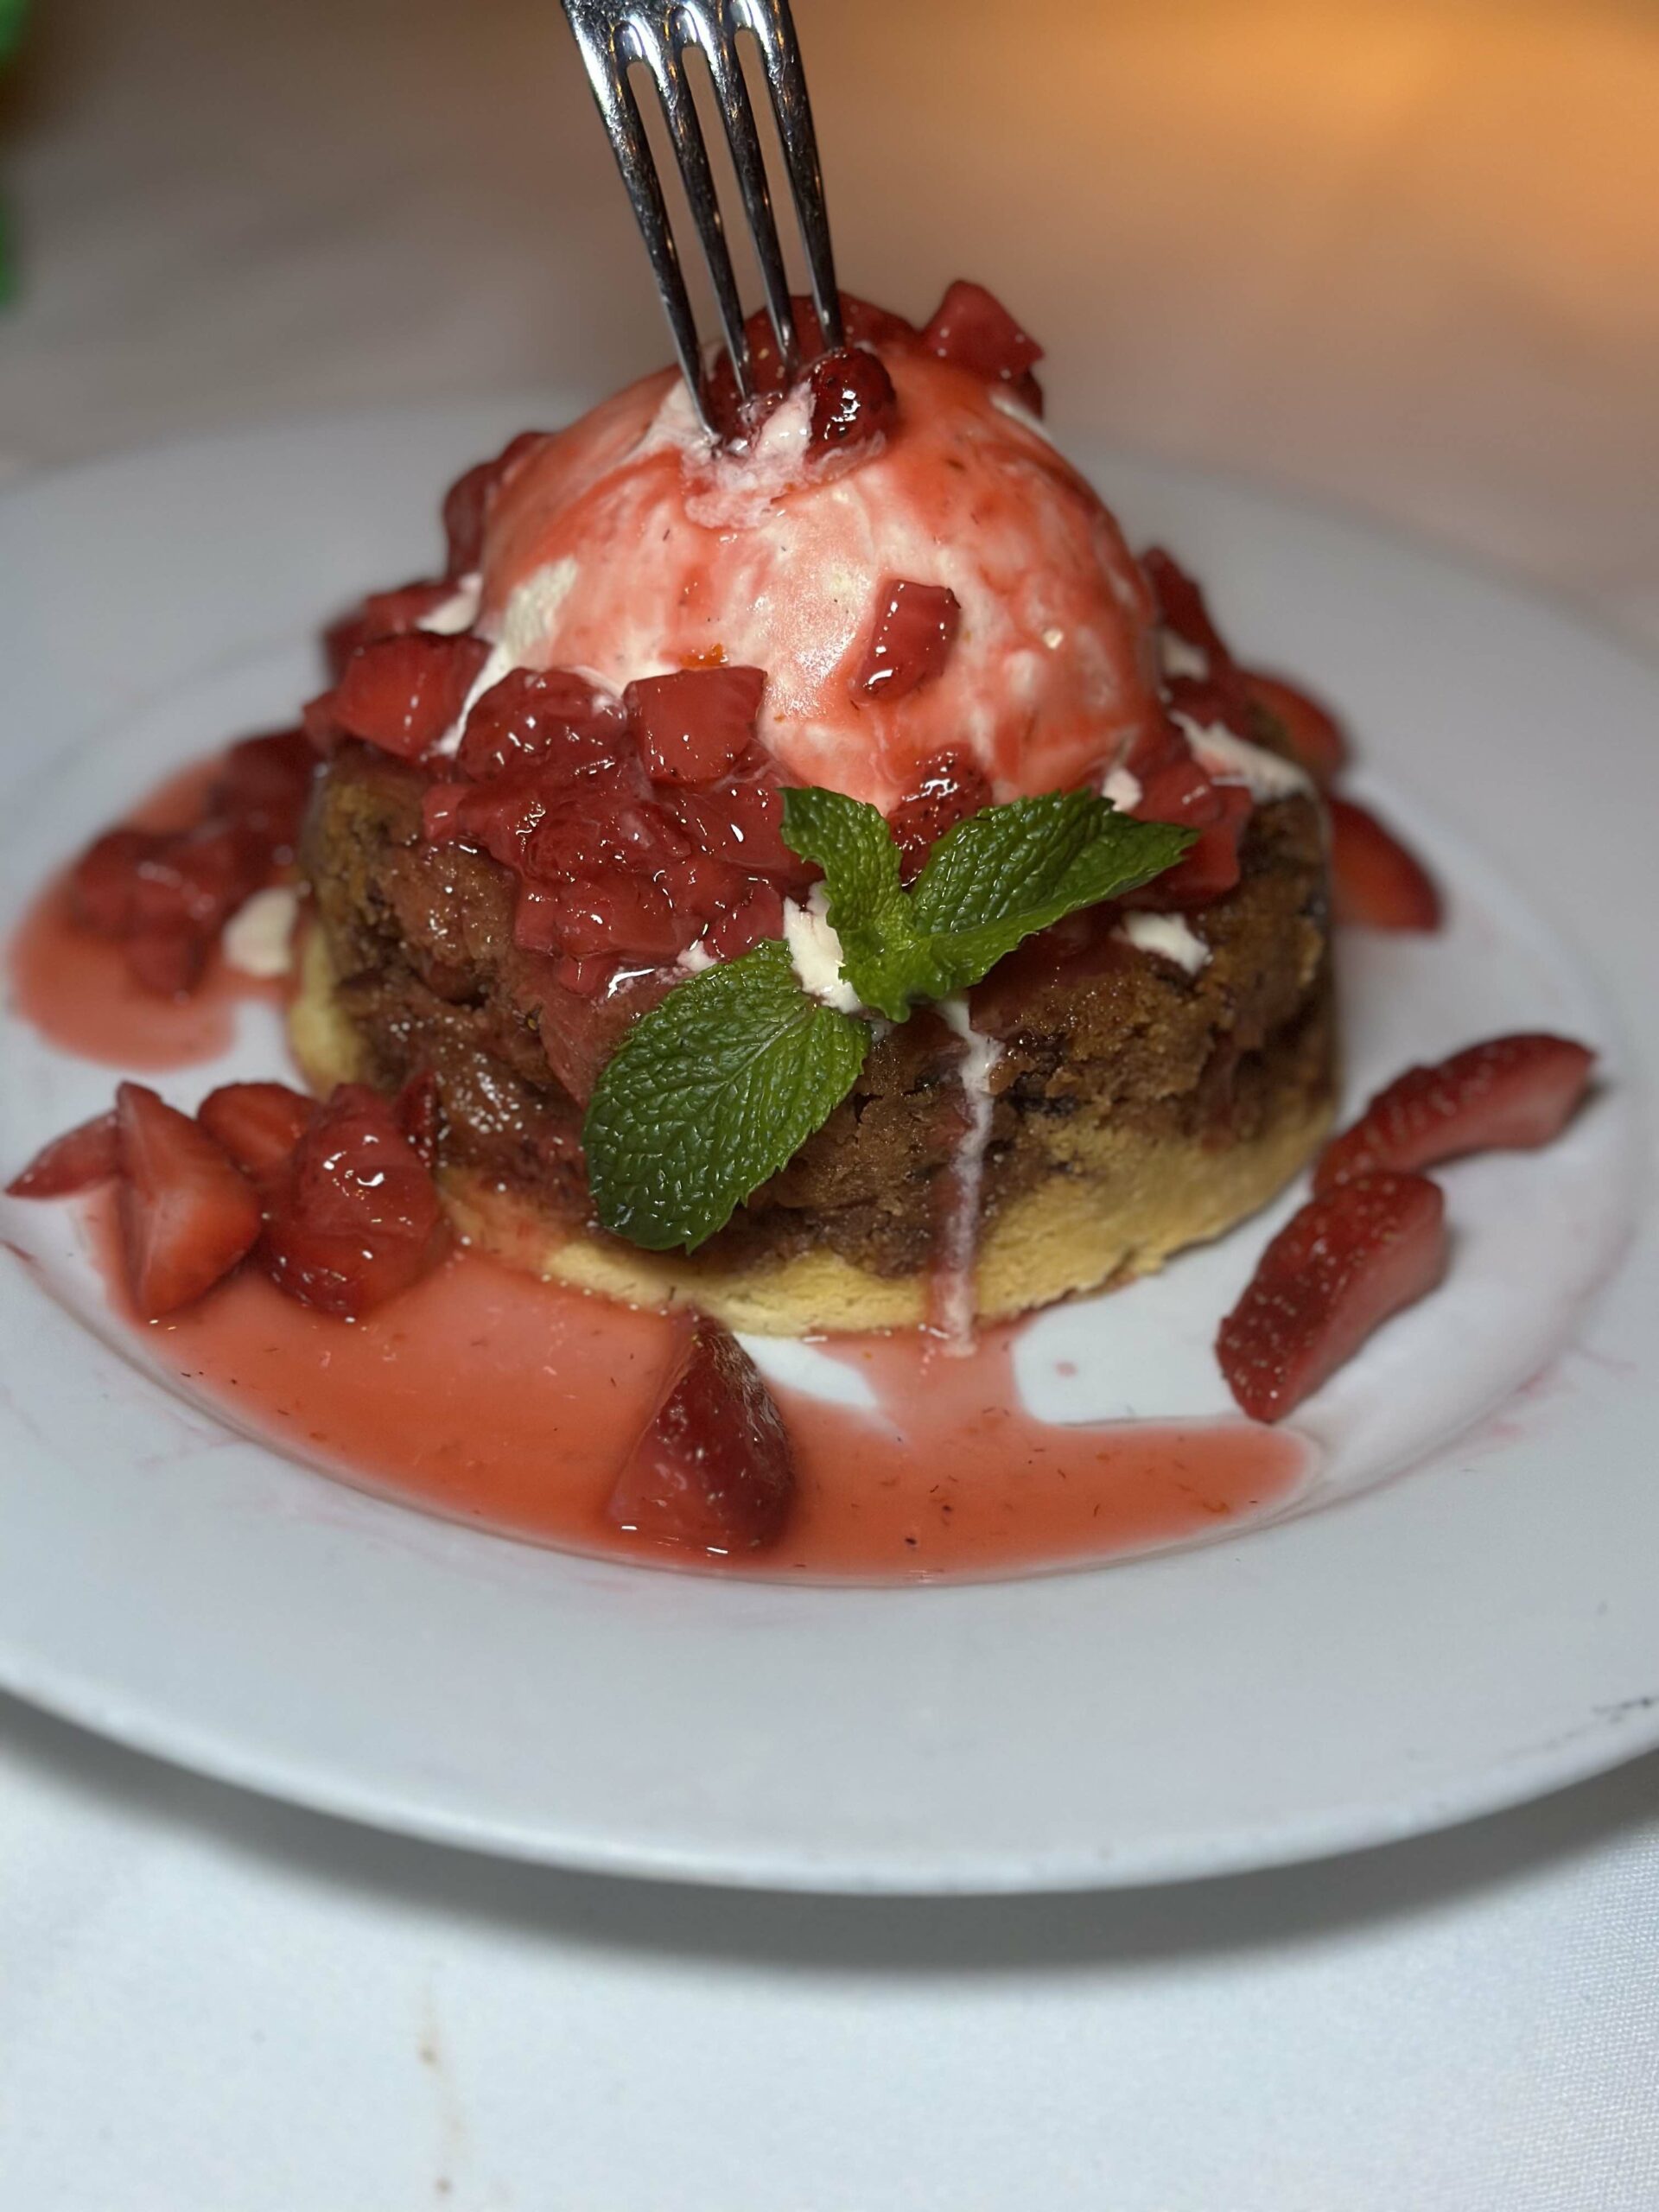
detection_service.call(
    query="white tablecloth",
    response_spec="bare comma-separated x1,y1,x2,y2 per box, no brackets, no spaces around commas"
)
3,2,1656,2202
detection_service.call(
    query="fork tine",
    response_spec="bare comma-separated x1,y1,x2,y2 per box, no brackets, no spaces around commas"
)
633,14,756,403
681,1,799,380
564,10,712,423
731,0,843,352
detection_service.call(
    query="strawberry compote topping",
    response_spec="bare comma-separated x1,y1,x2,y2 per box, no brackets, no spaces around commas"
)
473,290,1163,812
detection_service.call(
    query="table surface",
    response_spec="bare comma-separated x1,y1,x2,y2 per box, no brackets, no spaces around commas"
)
2,2,1657,2203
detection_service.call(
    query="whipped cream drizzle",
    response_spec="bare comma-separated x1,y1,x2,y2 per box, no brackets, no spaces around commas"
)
1159,628,1210,683
1173,713,1313,801
221,885,300,979
431,556,586,759
932,995,1005,1356
417,575,482,636
1112,909,1211,975
783,885,863,1014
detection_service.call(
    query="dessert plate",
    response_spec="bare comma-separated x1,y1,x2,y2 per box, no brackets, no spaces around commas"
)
1,401,1655,1893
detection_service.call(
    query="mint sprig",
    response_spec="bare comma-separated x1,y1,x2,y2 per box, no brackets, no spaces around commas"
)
582,785,1194,1253
785,787,1194,1020
584,939,868,1252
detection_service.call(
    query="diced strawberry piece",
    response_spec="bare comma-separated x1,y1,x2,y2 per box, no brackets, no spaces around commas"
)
886,750,993,879
208,728,317,850
521,790,686,886
197,1082,316,1181
1164,672,1255,740
323,581,457,682
922,279,1044,400
1217,1173,1448,1421
1241,671,1347,788
114,1082,263,1319
124,920,211,999
805,347,898,457
660,848,753,924
458,667,626,783
327,632,491,763
1141,547,1236,671
422,782,467,843
513,874,684,963
702,880,787,963
626,666,765,786
607,1319,795,1554
535,969,677,1103
1314,1034,1596,1194
69,827,164,938
1328,796,1442,931
840,294,918,348
130,819,267,936
301,691,345,757
1137,785,1251,908
263,1084,446,1319
656,771,803,882
854,580,962,703
393,1071,444,1168
704,298,826,442
6,1111,120,1198
441,429,550,577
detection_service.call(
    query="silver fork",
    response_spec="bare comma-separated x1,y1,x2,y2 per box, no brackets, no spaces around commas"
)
559,0,843,433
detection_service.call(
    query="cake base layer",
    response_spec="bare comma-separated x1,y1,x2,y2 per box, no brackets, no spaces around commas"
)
290,893,1336,1333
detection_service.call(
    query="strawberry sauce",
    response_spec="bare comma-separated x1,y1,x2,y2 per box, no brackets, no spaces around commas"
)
116,1228,1305,1581
8,874,286,1069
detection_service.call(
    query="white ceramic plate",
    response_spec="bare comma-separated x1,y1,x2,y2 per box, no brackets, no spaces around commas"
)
1,401,1655,1893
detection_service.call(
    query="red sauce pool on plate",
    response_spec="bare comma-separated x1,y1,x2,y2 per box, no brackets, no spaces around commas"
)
8,762,289,1070
109,1225,1306,1583
16,755,1307,1584
9,877,287,1069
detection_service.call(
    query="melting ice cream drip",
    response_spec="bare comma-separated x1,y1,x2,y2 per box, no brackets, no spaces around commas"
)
931,995,1005,1356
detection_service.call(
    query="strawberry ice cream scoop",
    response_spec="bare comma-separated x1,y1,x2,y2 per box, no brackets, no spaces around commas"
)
478,343,1165,812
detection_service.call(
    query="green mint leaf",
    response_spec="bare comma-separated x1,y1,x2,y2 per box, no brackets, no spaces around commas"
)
779,787,912,1014
784,785,1195,1016
582,938,868,1254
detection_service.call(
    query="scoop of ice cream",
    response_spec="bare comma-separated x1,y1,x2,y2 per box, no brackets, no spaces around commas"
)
478,339,1164,813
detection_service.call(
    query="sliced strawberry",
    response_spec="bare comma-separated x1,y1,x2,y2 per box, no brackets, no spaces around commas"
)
922,280,1043,405
327,632,491,763
804,347,898,457
1314,1034,1595,1194
1241,671,1347,788
1328,796,1442,931
853,580,962,703
197,1082,316,1181
626,665,766,785
1217,1173,1447,1422
114,1082,263,1319
441,429,550,577
607,1319,795,1554
887,750,993,879
263,1084,446,1318
6,1111,120,1198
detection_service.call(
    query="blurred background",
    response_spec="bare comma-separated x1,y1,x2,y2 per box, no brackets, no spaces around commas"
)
0,0,1655,641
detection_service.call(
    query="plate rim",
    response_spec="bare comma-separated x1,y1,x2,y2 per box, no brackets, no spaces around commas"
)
2,397,1657,1893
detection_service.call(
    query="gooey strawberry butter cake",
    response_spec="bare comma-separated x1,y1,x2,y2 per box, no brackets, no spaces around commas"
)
6,284,1596,1575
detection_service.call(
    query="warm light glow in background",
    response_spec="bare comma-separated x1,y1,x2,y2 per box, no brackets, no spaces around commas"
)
2,0,1654,637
